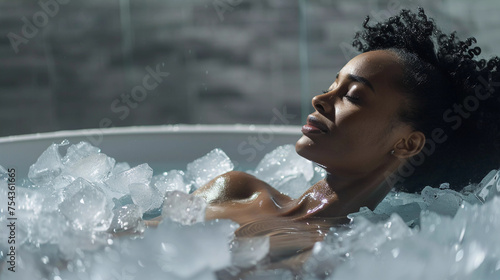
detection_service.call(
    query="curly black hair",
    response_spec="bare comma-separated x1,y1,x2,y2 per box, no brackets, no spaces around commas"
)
352,8,500,193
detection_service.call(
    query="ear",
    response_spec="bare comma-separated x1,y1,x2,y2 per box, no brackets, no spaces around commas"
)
392,131,426,158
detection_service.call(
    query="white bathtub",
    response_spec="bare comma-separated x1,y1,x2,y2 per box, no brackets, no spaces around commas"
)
0,124,302,173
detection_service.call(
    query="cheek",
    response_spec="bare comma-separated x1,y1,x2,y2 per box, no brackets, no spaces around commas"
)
336,112,393,152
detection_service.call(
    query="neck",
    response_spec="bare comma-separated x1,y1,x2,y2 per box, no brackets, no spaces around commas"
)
284,159,401,219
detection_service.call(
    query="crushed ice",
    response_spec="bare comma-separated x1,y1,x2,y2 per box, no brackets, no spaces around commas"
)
1,141,500,279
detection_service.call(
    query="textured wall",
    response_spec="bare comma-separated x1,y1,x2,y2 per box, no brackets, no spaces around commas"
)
1,0,499,136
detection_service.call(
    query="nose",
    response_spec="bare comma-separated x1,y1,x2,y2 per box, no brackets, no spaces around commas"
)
312,93,334,114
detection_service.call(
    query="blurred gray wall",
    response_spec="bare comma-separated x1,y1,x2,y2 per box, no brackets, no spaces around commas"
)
1,0,499,136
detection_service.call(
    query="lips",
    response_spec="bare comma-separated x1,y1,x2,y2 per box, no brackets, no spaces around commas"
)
302,115,329,134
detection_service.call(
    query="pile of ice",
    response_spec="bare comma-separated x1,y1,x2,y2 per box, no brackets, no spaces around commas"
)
2,140,500,280
1,140,290,279
302,170,500,280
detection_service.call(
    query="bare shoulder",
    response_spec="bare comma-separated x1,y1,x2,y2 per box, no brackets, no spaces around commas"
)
193,170,282,204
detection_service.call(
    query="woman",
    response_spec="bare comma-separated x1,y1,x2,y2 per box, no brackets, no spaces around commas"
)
149,8,500,265
194,8,500,226
195,48,424,225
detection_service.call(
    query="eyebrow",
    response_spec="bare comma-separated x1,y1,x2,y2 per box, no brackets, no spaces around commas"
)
336,72,375,92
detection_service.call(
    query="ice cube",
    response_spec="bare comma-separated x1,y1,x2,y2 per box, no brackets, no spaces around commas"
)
110,193,134,209
230,236,270,268
64,153,115,183
29,210,68,245
129,183,164,214
87,219,238,280
475,169,500,202
152,170,190,195
28,143,64,185
421,186,464,216
311,165,327,182
273,173,311,199
305,214,415,278
111,161,131,175
390,191,424,206
39,190,62,213
10,188,62,246
302,240,344,276
336,214,412,253
105,163,153,194
50,174,75,190
162,191,207,225
153,219,238,278
15,186,45,215
62,141,101,166
390,202,422,227
108,204,144,234
372,191,424,227
348,206,390,224
439,182,450,189
10,190,44,246
463,193,483,205
185,149,234,190
426,193,461,217
254,145,314,187
58,178,112,230
373,198,393,215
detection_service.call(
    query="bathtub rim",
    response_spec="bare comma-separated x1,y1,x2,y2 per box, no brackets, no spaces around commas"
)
0,124,301,144
0,124,304,174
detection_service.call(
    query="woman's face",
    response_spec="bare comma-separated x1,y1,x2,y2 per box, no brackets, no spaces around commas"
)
296,50,413,176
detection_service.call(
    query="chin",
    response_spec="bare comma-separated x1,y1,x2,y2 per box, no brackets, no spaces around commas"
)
295,135,332,172
295,135,316,159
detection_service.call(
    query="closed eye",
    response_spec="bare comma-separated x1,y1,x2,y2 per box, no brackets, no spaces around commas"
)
344,94,360,102
322,89,360,103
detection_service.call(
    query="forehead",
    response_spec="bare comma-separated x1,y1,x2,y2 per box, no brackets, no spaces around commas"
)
339,50,409,119
340,50,404,87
